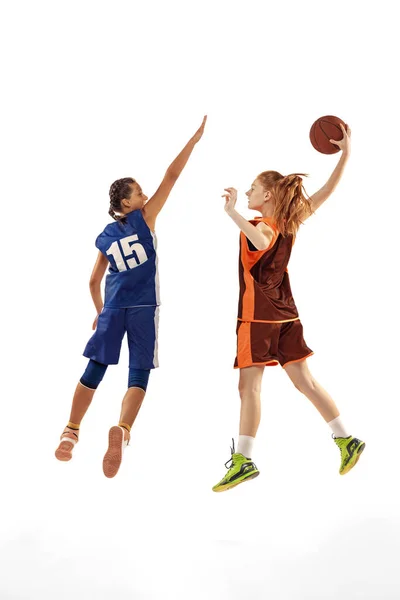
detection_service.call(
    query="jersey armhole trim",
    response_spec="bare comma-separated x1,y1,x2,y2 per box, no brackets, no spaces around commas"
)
140,209,156,233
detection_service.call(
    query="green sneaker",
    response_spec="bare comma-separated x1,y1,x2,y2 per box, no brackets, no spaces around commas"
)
333,434,366,475
212,439,259,493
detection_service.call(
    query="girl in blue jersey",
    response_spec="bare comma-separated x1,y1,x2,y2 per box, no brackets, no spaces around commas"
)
55,116,207,478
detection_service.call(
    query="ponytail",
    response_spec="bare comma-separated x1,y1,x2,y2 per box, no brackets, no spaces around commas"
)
109,205,127,225
257,171,313,237
109,206,117,220
108,177,135,225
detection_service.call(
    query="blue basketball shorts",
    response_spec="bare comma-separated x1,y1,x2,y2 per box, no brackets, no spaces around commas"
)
83,306,160,369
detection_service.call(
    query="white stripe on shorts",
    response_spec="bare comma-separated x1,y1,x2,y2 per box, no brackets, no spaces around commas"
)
153,306,160,368
151,231,161,306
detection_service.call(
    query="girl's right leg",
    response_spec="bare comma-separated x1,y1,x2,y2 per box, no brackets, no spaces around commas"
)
238,365,265,452
212,366,265,492
55,360,108,461
102,368,150,478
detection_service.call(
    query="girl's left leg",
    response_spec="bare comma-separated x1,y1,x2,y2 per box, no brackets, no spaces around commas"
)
284,359,365,474
284,359,342,424
55,360,108,461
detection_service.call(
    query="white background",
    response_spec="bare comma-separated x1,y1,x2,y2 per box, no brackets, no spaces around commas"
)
1,1,399,598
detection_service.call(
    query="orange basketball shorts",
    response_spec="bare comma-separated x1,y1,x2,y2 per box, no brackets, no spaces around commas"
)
234,319,313,369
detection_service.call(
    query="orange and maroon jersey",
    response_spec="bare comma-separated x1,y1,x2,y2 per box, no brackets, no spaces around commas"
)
237,216,299,323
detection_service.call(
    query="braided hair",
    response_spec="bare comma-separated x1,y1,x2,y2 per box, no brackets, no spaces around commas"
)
109,177,136,224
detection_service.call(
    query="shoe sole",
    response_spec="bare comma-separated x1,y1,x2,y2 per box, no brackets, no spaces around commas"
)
55,440,75,462
341,442,366,475
212,470,260,493
103,426,124,478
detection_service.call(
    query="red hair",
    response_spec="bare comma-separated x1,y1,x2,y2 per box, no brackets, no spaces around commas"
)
257,171,313,237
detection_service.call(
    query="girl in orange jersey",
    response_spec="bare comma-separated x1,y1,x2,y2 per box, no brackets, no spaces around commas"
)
212,124,365,492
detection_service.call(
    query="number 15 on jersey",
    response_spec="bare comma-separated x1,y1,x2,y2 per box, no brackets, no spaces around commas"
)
106,235,148,272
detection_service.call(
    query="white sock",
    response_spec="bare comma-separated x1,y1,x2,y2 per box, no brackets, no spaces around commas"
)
237,435,255,458
328,416,351,439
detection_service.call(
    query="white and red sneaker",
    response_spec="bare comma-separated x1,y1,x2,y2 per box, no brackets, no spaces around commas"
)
102,426,129,478
55,427,79,462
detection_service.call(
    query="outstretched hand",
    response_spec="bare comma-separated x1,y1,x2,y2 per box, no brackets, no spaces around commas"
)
330,123,351,154
222,187,238,213
192,115,207,143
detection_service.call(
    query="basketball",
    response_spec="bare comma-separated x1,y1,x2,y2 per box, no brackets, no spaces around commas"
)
310,115,347,154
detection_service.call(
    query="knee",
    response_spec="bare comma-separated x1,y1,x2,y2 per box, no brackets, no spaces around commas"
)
238,381,261,399
80,360,108,390
128,368,150,392
292,376,317,395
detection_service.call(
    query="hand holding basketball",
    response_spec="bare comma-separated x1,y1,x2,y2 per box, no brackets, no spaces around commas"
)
330,123,351,155
222,187,238,213
310,115,350,154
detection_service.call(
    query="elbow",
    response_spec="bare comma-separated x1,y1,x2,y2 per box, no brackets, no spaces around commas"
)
166,168,179,181
89,279,101,290
256,238,270,251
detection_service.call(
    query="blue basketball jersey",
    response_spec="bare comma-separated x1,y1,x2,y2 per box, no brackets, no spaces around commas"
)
95,210,160,309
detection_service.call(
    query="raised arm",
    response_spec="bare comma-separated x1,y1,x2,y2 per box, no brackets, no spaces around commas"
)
307,124,351,215
222,187,274,250
142,116,207,230
89,251,108,329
